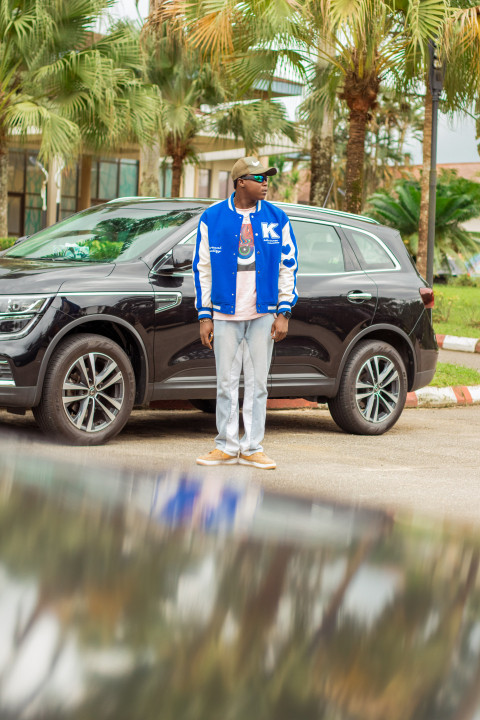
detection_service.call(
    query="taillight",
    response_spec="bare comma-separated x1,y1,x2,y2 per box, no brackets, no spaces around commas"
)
420,287,434,309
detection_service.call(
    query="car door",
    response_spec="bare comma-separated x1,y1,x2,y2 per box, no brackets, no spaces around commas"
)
149,230,217,401
269,217,378,397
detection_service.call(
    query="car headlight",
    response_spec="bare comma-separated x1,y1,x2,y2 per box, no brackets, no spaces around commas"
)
0,295,53,337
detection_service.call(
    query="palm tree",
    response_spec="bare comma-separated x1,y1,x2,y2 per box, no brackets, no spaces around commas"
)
367,171,480,268
301,0,452,214
0,2,159,236
414,4,480,279
144,0,300,197
0,0,94,235
159,0,449,215
141,17,225,197
66,22,160,210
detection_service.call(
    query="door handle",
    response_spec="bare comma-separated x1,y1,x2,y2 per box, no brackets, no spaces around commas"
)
154,292,182,313
347,290,373,303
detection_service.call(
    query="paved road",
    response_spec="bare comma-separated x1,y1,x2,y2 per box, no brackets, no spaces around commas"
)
1,401,479,526
439,347,480,371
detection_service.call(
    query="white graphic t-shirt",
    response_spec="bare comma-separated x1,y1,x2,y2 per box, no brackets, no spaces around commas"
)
213,206,266,321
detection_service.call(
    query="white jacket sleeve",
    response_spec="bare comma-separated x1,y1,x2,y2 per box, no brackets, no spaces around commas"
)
192,219,213,319
277,219,298,312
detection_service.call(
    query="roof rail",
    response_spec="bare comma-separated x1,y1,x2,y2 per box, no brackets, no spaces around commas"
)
276,201,379,225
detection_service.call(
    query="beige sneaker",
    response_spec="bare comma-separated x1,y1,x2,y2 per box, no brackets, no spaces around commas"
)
238,452,276,470
196,448,238,466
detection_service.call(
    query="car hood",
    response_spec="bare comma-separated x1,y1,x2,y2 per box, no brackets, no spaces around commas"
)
0,258,115,295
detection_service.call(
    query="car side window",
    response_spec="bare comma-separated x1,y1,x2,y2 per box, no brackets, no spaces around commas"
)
346,229,396,270
290,220,346,274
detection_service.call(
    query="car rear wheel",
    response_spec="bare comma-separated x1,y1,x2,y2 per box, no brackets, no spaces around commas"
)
328,340,407,435
33,334,135,445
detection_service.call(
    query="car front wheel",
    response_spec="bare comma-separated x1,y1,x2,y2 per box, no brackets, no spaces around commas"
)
33,334,135,445
328,340,407,435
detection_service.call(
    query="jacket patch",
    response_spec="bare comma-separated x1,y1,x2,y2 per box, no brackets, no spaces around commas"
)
283,257,296,268
261,222,280,240
282,243,291,255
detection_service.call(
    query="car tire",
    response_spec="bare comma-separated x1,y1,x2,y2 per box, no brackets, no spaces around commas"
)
328,340,407,435
189,399,217,414
33,334,135,445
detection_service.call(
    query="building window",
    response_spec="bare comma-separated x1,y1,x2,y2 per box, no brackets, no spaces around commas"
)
7,152,139,236
7,150,46,236
218,170,233,199
90,158,139,204
197,168,211,198
59,165,79,221
159,164,172,198
119,159,139,197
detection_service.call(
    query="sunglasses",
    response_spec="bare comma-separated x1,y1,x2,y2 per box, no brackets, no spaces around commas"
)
241,174,268,183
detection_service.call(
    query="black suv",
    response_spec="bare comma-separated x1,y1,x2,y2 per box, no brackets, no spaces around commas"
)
0,198,438,445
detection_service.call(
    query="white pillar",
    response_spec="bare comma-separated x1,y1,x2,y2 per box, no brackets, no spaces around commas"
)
182,164,195,197
46,157,61,226
210,167,220,199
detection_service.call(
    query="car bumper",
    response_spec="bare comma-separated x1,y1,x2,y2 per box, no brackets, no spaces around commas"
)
411,366,437,392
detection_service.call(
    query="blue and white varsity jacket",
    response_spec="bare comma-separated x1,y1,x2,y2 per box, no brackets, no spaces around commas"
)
193,193,298,319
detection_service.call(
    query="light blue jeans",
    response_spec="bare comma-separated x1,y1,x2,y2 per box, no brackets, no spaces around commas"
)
213,315,274,456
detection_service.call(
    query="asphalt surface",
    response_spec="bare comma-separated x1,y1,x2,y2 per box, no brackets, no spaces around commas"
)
1,348,478,526
1,402,479,527
439,347,480,371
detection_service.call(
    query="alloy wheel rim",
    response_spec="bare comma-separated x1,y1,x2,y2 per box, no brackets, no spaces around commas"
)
62,352,125,433
355,355,400,424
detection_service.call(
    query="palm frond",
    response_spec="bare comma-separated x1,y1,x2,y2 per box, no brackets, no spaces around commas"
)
6,98,80,159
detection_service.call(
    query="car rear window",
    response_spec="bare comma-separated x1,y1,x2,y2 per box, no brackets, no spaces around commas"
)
346,229,397,270
5,206,200,263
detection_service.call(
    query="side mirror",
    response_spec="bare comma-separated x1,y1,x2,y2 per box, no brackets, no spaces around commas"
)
156,245,193,273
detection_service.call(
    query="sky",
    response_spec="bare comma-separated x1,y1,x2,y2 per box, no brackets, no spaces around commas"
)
111,0,480,168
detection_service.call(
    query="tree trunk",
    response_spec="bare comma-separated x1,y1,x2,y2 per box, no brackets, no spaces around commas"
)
417,88,433,279
345,108,368,214
139,141,161,197
0,138,8,238
171,153,184,197
78,154,92,211
309,110,334,207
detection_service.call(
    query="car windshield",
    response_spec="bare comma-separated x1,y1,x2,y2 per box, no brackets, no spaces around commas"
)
5,205,200,263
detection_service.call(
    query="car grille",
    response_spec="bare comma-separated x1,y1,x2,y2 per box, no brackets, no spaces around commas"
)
0,357,14,386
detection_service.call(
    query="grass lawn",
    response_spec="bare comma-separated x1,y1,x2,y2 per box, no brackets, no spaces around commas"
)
433,284,480,338
430,362,480,387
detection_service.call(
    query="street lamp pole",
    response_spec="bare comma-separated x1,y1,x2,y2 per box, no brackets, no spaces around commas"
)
426,40,445,287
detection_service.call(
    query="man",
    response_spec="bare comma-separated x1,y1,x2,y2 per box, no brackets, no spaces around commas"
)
193,156,298,469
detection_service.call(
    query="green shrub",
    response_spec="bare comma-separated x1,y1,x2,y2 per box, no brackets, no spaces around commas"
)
446,274,480,288
433,290,458,324
0,237,16,250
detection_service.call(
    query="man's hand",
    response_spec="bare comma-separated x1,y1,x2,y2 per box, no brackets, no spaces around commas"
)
271,314,289,342
200,319,214,349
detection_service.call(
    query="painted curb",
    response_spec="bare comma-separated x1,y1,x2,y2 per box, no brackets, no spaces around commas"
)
436,334,480,353
405,385,480,408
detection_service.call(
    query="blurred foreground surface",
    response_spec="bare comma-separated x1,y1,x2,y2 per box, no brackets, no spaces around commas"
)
0,437,480,720
1,406,480,524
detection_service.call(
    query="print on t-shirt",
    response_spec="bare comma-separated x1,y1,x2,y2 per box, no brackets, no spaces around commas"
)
238,218,255,269
213,206,265,320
